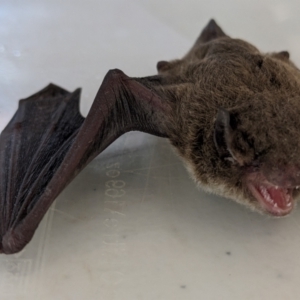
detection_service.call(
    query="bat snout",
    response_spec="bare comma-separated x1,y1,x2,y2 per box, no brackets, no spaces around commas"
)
262,164,300,189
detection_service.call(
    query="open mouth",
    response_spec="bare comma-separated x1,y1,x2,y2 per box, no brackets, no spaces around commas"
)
247,181,295,216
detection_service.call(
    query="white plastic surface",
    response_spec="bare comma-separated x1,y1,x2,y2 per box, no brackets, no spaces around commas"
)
1,1,300,299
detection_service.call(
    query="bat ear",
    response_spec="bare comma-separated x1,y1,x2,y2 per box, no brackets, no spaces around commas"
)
214,108,233,160
273,51,290,60
214,108,254,165
156,60,171,72
196,19,227,44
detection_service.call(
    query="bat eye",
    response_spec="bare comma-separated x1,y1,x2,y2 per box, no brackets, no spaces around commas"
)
252,54,264,69
257,59,263,69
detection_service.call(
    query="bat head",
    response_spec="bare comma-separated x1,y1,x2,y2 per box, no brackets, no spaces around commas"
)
157,19,300,216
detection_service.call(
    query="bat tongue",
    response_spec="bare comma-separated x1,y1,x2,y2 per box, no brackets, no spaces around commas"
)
248,183,294,216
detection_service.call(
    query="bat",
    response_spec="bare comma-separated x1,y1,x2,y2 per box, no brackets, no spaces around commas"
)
1,19,300,254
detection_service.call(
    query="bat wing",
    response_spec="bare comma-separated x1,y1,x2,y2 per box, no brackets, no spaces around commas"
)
0,69,171,254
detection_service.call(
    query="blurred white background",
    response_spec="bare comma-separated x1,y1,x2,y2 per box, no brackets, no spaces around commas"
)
1,1,300,299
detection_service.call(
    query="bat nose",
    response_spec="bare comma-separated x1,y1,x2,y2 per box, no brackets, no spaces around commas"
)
263,164,300,188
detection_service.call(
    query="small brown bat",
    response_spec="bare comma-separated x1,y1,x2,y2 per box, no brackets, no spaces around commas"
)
1,19,300,254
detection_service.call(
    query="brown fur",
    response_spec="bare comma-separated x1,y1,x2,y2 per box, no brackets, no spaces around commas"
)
154,19,300,214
